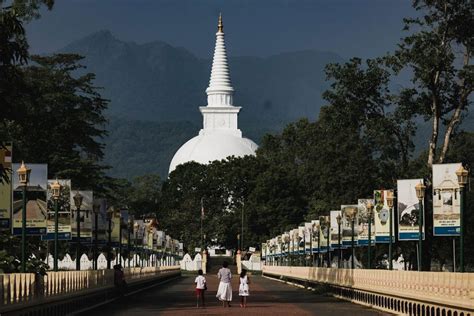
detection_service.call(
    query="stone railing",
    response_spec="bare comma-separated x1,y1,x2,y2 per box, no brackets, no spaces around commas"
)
263,265,474,315
0,266,180,308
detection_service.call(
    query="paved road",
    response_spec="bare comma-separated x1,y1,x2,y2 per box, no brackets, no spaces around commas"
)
84,274,390,316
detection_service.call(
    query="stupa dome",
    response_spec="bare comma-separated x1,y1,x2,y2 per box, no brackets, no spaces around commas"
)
169,14,257,174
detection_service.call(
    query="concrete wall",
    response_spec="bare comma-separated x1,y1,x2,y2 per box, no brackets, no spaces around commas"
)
263,265,474,315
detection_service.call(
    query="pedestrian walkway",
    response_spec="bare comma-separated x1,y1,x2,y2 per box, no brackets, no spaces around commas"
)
83,274,390,315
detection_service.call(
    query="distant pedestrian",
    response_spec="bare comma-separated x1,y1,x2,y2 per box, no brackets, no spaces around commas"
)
113,264,127,296
195,269,207,308
216,261,232,307
239,269,250,307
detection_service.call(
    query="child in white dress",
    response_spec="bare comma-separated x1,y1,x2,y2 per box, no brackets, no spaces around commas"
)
239,269,250,307
195,269,206,308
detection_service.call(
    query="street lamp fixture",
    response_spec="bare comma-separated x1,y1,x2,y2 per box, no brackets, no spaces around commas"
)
366,201,374,269
456,165,469,187
17,162,31,273
17,161,31,186
456,165,469,272
51,179,62,271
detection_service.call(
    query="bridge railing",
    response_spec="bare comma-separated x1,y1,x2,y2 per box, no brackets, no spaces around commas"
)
263,265,474,314
0,266,180,307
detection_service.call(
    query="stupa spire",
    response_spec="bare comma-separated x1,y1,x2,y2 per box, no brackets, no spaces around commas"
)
206,13,234,106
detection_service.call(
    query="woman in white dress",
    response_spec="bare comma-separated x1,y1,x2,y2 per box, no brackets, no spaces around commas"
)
239,269,250,307
216,261,232,307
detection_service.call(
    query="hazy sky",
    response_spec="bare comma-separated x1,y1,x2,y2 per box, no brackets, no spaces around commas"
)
26,0,414,59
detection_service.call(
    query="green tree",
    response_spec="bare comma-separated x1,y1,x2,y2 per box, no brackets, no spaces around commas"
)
392,0,474,167
3,54,111,193
0,0,54,182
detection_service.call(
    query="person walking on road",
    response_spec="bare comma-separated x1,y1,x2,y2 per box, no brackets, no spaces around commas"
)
195,269,206,308
239,269,250,307
216,261,232,307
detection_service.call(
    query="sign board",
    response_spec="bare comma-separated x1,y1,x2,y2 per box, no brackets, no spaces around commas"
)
432,163,462,236
0,143,12,229
357,199,375,246
373,190,395,243
397,179,425,240
42,179,72,240
12,163,48,235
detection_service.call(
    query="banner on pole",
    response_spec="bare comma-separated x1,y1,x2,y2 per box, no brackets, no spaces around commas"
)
133,219,145,245
397,179,425,240
341,205,358,246
357,199,375,246
304,222,312,252
42,179,72,240
110,207,121,246
318,216,329,252
0,143,12,230
432,163,462,236
120,209,129,246
310,219,319,251
330,210,343,248
92,198,108,244
373,190,394,243
12,163,48,235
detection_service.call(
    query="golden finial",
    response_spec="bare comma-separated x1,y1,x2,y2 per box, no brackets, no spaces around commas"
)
218,12,223,32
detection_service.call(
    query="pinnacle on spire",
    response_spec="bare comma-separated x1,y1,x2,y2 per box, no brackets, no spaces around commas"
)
206,13,234,106
218,13,223,33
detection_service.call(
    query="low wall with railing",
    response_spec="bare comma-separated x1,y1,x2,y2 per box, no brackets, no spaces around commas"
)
0,266,180,315
263,265,474,316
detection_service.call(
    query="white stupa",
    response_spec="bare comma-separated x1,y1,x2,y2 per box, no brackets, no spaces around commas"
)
169,14,258,174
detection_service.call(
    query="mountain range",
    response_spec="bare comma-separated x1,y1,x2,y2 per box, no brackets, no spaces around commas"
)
60,30,344,178
59,30,473,179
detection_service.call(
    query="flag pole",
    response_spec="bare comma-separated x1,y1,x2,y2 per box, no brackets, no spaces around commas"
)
200,197,204,252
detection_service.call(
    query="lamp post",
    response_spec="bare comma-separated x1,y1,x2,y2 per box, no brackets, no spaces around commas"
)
344,206,358,269
17,162,31,273
237,233,241,251
133,221,139,267
118,213,123,267
336,214,342,268
293,230,299,266
310,224,315,266
128,218,132,268
303,228,307,266
92,202,100,270
106,207,113,269
51,180,62,272
386,191,395,271
456,165,469,273
283,235,289,266
415,182,425,272
316,222,321,267
367,201,374,269
73,191,83,271
324,216,331,267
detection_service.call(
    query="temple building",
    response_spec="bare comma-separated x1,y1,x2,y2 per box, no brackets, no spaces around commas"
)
168,15,258,174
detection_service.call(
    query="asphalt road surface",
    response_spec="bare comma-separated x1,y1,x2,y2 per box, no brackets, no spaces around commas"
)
83,274,390,316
